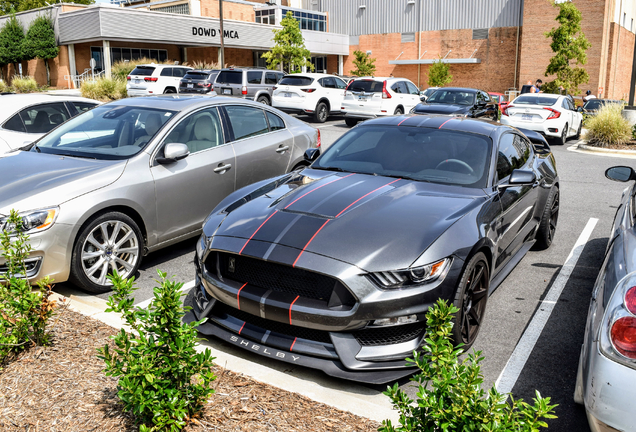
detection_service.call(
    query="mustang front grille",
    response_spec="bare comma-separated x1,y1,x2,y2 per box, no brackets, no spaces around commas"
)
352,322,426,347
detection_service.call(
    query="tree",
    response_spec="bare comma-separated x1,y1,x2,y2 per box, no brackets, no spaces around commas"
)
427,57,453,87
350,50,376,77
261,11,312,73
0,0,93,16
544,0,591,95
0,14,28,80
24,15,58,87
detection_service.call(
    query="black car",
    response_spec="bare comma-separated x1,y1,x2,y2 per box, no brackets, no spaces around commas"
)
179,69,220,94
185,115,559,383
578,99,623,116
412,87,498,120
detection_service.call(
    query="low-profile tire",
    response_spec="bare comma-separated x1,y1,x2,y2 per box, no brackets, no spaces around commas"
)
291,162,309,171
163,87,176,94
575,122,582,140
314,102,328,123
555,124,568,145
69,212,143,293
394,107,404,115
451,252,490,351
345,118,359,127
534,186,559,250
257,95,270,105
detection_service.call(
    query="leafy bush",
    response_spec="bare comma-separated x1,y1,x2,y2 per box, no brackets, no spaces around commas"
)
585,103,632,147
0,79,8,92
350,50,376,77
632,123,636,140
11,75,38,93
427,57,452,87
98,270,216,431
0,210,55,366
380,300,557,432
81,76,127,101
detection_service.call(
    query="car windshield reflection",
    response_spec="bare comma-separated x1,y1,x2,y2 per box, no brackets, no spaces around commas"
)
313,125,492,188
33,105,176,160
427,90,476,106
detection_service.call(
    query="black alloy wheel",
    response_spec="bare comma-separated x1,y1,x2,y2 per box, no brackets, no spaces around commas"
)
257,96,271,105
575,122,582,140
394,107,404,115
557,124,568,145
452,252,490,351
534,186,559,250
345,118,359,127
314,102,328,123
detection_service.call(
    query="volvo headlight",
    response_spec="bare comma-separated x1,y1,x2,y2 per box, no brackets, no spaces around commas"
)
369,258,451,289
0,207,59,234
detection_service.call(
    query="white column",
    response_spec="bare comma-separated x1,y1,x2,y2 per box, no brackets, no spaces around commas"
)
103,40,112,79
183,47,188,64
338,55,343,75
67,44,77,89
302,65,307,73
217,47,223,67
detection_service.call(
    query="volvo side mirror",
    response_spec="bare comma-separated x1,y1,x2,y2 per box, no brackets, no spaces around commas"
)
157,142,190,164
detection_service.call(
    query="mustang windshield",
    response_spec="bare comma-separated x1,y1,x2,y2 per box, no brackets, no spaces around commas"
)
427,90,475,106
33,105,176,160
313,125,492,188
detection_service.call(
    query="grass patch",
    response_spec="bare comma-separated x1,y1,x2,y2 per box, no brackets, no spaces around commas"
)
81,76,127,101
11,76,39,93
585,103,632,147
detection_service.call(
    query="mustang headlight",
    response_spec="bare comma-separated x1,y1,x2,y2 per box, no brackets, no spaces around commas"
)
0,207,59,234
196,234,210,259
370,258,451,289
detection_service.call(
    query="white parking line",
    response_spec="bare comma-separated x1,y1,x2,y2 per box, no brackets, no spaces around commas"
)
495,217,598,395
135,279,196,309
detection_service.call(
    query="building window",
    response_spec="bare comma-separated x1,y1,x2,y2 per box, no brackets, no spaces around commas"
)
255,8,275,25
90,46,169,72
153,3,190,15
280,9,326,31
401,32,415,43
472,28,489,40
311,56,327,73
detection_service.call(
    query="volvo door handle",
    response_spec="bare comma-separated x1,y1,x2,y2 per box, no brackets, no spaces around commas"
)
214,163,232,173
276,146,289,153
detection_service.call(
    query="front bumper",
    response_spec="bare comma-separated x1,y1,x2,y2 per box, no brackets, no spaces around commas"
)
187,236,463,383
0,222,74,284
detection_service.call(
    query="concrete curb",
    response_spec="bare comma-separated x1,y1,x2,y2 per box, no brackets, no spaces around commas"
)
50,289,399,424
567,142,636,159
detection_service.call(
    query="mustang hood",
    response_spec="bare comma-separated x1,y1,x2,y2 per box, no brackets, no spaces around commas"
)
414,104,468,115
211,171,485,272
0,151,127,214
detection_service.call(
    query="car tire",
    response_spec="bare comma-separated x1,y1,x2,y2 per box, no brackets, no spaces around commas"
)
164,87,176,94
257,96,270,105
492,110,499,122
556,124,568,145
69,212,143,294
394,107,404,115
575,122,582,140
534,186,559,250
345,118,359,127
314,102,328,123
451,251,489,351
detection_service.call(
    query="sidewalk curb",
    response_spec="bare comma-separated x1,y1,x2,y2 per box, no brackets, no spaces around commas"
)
51,290,399,424
567,142,636,159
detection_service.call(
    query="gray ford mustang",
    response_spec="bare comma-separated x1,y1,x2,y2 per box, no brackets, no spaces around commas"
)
185,115,560,383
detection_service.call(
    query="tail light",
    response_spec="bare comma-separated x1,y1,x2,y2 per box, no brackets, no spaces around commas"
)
203,83,211,87
601,275,636,367
382,80,391,99
301,88,316,93
144,77,158,82
241,86,247,95
612,316,636,358
502,104,513,116
126,76,131,80
543,107,561,119
344,80,353,96
316,129,321,148
272,86,278,90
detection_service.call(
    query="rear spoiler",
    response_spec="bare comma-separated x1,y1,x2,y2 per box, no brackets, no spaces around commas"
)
516,128,551,154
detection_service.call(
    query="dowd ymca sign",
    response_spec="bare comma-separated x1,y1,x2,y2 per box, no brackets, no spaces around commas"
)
192,27,240,39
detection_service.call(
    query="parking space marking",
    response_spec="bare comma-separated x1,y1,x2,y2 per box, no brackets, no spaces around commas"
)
495,217,598,395
135,279,195,309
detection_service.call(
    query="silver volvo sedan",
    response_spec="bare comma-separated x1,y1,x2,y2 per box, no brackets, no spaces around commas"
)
0,95,318,293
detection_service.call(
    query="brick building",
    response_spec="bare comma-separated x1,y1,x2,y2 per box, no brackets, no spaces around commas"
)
1,0,634,102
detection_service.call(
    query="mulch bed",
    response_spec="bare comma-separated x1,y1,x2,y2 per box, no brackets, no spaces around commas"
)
0,307,381,432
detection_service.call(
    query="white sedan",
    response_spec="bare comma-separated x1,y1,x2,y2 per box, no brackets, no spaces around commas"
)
500,94,583,145
0,94,100,154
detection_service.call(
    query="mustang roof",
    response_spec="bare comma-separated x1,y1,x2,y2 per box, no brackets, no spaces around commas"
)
364,114,506,137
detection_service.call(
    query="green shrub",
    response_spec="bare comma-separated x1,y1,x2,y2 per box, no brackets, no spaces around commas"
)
81,76,127,101
0,79,8,93
631,123,636,140
0,210,55,366
585,103,632,147
380,299,557,432
189,59,222,70
111,58,178,80
98,270,216,431
11,75,38,93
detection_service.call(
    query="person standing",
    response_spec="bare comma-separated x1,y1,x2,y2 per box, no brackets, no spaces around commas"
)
534,79,542,93
583,90,596,102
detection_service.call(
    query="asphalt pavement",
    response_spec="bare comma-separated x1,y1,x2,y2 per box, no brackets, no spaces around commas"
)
53,114,635,429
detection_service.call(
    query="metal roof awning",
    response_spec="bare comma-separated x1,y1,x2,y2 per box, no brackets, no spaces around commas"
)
389,58,481,65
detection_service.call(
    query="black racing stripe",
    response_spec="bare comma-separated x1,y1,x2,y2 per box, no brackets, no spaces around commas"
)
277,216,329,252
240,212,297,257
282,173,366,215
316,178,400,217
265,243,304,267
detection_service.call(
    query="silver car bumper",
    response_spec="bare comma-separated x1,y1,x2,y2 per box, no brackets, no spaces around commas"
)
0,222,74,284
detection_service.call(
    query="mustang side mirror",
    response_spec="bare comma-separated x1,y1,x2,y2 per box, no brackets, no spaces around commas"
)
157,142,190,164
498,169,537,190
304,148,320,163
606,166,636,182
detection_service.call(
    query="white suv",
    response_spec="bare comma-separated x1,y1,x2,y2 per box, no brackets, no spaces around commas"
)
126,64,193,96
272,73,348,123
341,77,421,127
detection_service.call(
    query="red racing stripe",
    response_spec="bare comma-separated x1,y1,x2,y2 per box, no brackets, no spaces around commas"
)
292,219,330,268
397,117,410,126
238,322,246,335
438,118,453,129
285,173,355,209
239,210,278,255
289,295,300,325
334,178,401,218
236,282,248,310
290,337,297,352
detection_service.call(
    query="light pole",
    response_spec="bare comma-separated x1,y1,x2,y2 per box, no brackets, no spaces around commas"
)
219,0,225,67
